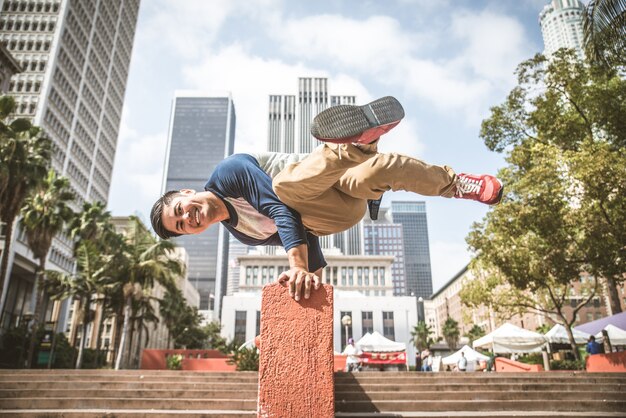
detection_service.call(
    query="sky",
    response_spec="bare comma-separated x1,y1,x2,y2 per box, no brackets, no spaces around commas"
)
107,0,550,294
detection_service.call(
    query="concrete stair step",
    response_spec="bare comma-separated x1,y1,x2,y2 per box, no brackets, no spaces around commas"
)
334,399,626,413
0,381,259,391
0,375,258,383
0,388,259,399
0,398,258,410
2,411,626,418
334,375,626,384
334,390,626,401
334,383,624,392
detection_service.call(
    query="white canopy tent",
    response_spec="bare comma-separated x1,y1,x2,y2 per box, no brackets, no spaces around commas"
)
473,323,547,353
356,331,406,352
545,324,591,345
442,345,490,366
596,324,626,346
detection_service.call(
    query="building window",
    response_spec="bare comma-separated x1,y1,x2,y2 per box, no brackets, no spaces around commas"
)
332,267,338,286
362,311,373,335
341,267,347,286
373,267,378,286
245,267,252,285
382,311,395,341
256,310,261,336
262,266,268,284
364,267,369,286
234,311,247,344
380,267,386,286
357,267,363,286
348,267,354,286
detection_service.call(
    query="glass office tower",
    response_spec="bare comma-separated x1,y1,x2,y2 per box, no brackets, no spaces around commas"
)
391,201,433,298
162,92,235,319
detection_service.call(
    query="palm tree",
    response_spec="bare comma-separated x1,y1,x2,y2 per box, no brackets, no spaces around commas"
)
464,324,486,347
114,217,184,369
0,95,52,305
21,169,75,367
159,287,186,348
442,317,460,351
45,240,113,369
410,321,434,352
582,0,626,68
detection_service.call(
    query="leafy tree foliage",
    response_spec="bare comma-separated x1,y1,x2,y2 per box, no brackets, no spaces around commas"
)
467,50,624,359
464,324,486,346
583,0,626,68
410,321,435,352
442,317,460,351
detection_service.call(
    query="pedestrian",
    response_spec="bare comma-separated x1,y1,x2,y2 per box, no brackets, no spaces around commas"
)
342,338,361,372
151,96,503,300
457,352,467,372
415,350,422,372
421,348,432,372
586,335,602,355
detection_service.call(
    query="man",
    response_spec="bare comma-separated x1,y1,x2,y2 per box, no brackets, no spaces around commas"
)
457,352,467,372
586,335,602,355
342,338,362,372
151,96,503,301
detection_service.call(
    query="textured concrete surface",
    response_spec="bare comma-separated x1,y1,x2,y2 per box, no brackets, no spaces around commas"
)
258,282,334,418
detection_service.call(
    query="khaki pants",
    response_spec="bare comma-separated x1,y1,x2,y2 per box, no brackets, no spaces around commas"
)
272,143,457,236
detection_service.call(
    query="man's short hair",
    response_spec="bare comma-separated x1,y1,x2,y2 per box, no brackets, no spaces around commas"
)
151,190,182,240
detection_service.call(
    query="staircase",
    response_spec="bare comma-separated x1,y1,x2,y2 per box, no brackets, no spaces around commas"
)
0,369,625,417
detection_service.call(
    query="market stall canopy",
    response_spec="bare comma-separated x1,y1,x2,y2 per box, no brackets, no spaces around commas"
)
442,345,490,365
545,324,591,345
595,324,626,346
356,331,406,352
575,311,626,335
473,323,547,353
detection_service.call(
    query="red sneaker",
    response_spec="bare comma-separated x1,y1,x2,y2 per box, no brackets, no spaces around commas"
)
311,96,404,144
455,173,504,205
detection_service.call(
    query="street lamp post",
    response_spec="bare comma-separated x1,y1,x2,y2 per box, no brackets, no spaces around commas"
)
341,314,352,348
418,297,425,323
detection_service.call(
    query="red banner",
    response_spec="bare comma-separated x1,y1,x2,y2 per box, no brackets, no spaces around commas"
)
360,351,406,365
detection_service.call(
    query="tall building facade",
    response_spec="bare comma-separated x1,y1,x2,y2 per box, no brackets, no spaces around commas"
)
539,0,585,58
363,207,406,296
391,201,433,298
266,77,361,253
162,92,235,320
0,0,140,329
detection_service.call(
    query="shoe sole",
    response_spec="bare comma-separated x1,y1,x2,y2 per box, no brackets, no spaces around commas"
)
311,96,405,144
486,179,504,205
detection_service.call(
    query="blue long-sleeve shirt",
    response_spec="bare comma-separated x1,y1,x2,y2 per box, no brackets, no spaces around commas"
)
204,154,326,272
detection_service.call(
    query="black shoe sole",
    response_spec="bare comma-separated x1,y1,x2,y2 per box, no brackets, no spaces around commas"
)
311,96,405,143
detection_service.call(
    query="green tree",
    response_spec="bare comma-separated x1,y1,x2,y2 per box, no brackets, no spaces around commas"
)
45,240,114,368
114,217,184,369
442,317,460,351
464,324,486,347
20,169,75,367
582,0,626,68
477,50,625,316
0,95,51,304
410,321,434,352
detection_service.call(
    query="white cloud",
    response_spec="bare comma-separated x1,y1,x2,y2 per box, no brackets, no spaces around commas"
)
277,15,418,73
450,10,531,86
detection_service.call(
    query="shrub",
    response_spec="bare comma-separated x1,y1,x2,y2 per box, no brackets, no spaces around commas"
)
550,359,585,370
166,354,183,370
229,347,259,371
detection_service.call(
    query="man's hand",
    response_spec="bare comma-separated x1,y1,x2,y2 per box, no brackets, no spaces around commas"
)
278,267,321,301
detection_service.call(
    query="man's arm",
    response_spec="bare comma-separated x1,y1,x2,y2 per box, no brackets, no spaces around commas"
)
278,243,321,301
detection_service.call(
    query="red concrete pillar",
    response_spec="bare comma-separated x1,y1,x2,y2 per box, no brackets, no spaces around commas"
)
258,282,334,418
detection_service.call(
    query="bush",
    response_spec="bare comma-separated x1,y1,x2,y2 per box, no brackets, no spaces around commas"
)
166,354,183,370
51,334,76,368
229,347,259,371
0,325,30,368
80,348,107,369
517,353,543,365
550,359,585,370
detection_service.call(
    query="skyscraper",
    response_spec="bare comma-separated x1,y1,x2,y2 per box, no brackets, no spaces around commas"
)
0,0,140,327
267,77,360,253
391,201,432,298
363,207,406,296
539,0,585,58
162,92,236,319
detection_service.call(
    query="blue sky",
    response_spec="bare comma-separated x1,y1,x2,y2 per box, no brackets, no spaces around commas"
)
108,0,550,293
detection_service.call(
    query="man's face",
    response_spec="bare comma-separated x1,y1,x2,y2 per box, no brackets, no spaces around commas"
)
161,189,216,236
